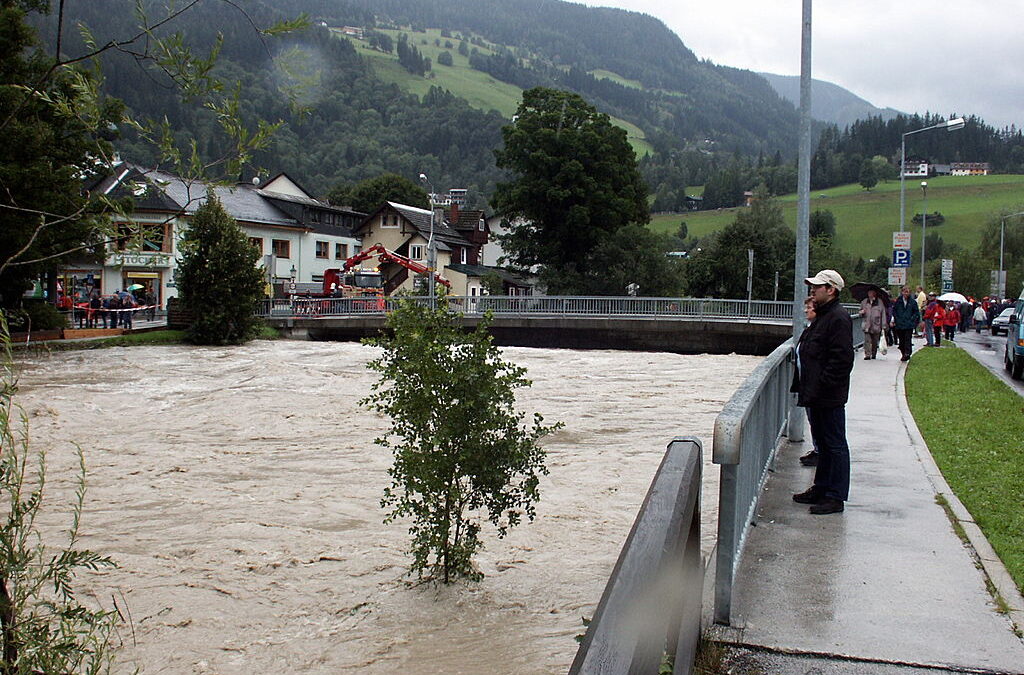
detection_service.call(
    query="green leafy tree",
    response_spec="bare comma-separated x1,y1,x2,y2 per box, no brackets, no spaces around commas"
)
436,51,453,67
0,1,303,313
809,209,837,239
328,173,429,213
0,317,120,673
362,300,561,583
685,187,794,299
176,195,265,345
491,88,649,294
575,225,686,296
858,158,878,191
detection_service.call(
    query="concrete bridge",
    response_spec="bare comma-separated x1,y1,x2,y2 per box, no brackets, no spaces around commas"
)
259,296,801,356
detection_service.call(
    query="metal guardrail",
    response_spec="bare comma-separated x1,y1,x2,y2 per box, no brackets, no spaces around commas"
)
712,339,795,626
569,438,703,675
257,296,799,321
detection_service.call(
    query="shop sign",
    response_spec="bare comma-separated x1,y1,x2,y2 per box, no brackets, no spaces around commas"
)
108,252,171,267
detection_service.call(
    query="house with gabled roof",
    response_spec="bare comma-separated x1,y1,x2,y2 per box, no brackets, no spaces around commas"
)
354,200,488,296
61,163,363,307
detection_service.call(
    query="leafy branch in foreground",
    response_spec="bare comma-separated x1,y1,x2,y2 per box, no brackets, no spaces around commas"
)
362,300,562,583
0,314,121,674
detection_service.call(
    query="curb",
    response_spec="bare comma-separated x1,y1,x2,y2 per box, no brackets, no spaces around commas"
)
895,357,1024,636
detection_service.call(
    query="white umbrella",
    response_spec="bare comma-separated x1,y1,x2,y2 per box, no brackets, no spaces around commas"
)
937,292,968,303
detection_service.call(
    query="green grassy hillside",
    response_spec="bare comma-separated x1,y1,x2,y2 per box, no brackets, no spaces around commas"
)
341,28,655,157
651,174,1024,261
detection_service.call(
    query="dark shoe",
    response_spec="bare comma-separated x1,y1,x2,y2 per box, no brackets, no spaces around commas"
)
809,498,845,515
864,356,871,360
901,354,911,361
799,450,818,466
793,487,823,504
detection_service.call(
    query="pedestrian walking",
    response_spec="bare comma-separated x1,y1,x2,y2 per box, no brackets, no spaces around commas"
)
973,303,987,333
943,302,960,342
859,288,886,359
890,286,920,361
924,297,945,347
915,286,927,337
108,293,120,329
791,269,854,515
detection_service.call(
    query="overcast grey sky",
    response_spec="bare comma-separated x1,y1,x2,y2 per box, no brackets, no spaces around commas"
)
575,0,1022,129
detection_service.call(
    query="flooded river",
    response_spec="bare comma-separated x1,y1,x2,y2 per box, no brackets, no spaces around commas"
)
16,341,757,674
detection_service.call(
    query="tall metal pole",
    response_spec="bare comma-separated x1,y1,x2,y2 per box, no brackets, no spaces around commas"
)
746,248,754,321
419,173,437,308
789,0,812,441
899,136,906,232
920,181,927,290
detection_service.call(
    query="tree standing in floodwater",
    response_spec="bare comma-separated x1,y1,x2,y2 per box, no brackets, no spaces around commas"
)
362,300,562,583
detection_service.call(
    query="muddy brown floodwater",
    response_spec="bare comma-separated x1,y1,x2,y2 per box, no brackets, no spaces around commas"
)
15,341,757,674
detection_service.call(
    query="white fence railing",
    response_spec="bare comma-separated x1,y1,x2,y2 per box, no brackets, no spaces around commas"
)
256,296,806,322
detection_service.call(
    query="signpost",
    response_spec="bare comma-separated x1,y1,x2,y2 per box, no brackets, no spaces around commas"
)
888,267,907,286
940,259,953,293
893,232,912,250
892,249,912,267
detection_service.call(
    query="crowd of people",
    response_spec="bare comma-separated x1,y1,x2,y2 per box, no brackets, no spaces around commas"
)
58,287,158,329
856,285,1016,360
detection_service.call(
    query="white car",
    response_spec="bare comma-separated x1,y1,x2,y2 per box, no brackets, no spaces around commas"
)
991,307,1015,336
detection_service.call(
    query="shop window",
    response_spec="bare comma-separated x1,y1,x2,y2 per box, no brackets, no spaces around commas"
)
315,241,329,258
250,237,263,254
272,239,290,258
335,243,348,260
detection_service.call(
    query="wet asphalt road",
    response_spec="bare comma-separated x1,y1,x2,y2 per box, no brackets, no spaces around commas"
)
945,329,1024,397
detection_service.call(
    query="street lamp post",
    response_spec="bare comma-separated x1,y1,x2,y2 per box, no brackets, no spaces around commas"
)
999,211,1024,298
920,182,927,290
899,117,966,233
418,173,437,307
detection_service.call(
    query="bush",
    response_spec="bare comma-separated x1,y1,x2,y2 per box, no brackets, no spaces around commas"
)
911,211,945,227
7,300,68,332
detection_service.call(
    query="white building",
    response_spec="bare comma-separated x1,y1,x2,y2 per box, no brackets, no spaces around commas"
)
62,164,363,305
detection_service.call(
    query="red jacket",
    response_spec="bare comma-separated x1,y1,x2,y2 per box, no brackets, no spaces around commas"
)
943,308,960,327
924,303,945,324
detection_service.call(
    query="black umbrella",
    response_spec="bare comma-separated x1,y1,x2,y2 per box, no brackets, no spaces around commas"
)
849,282,891,306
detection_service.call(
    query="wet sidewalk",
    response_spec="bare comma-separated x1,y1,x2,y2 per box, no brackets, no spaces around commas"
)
716,346,1024,674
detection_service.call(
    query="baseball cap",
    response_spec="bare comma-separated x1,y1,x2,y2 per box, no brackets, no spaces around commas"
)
804,269,845,291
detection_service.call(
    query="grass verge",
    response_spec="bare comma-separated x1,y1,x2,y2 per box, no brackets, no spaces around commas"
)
904,346,1024,593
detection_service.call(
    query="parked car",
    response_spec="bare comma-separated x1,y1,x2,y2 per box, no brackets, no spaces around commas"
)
991,307,1015,336
1005,299,1024,380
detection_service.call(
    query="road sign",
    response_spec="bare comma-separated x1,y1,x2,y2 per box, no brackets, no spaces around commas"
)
893,232,912,250
942,279,954,292
941,259,953,280
888,267,907,286
892,249,912,267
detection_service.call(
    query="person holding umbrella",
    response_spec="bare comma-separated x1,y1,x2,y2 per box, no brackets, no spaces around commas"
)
852,283,889,360
891,285,921,361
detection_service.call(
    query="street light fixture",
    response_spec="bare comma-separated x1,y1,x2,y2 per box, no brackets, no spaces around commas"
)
999,211,1024,298
899,117,966,232
920,181,928,290
418,173,437,307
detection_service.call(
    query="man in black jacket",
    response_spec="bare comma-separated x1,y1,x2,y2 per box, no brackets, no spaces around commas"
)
791,269,855,515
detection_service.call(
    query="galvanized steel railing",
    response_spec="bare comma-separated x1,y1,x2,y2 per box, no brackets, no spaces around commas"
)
256,296,798,321
712,339,795,626
569,438,704,675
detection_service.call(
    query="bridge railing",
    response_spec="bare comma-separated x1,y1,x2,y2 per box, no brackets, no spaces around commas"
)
258,296,799,321
569,438,704,675
711,338,795,626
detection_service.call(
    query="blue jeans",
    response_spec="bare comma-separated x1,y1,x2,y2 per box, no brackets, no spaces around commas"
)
924,319,934,346
807,406,850,501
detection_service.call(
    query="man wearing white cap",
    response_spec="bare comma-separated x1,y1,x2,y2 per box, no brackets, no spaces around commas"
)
790,269,854,515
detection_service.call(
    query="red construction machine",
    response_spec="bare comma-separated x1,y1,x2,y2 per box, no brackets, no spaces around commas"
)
322,243,450,297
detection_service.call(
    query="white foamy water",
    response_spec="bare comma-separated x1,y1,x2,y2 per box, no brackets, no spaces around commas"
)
15,341,757,674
